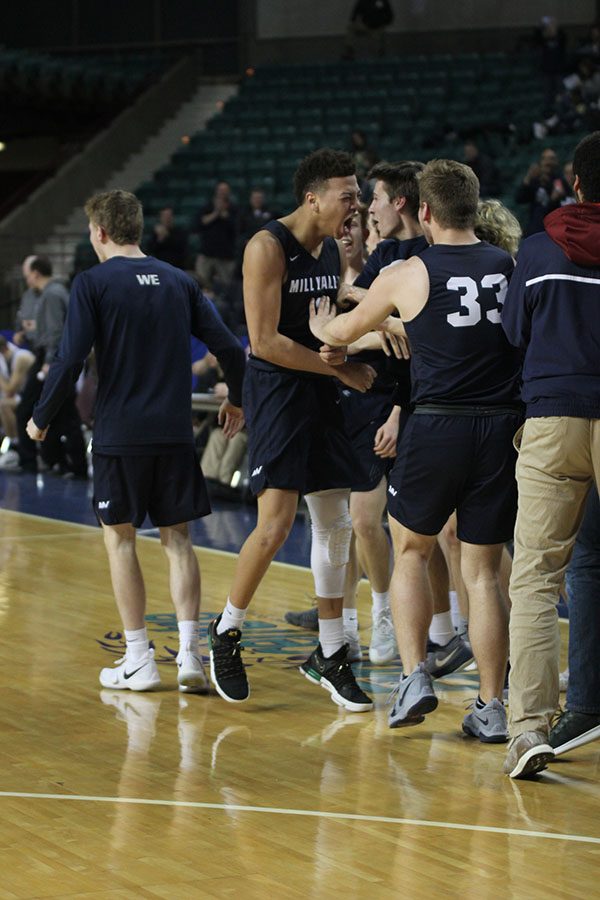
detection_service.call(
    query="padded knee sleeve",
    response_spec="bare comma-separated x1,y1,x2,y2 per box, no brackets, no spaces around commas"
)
306,490,352,598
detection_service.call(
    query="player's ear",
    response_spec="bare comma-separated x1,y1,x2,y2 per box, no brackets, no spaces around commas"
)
420,201,431,223
306,190,319,214
394,196,406,213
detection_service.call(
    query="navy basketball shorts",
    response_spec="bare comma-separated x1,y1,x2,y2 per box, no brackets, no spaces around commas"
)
386,412,521,544
92,445,211,528
339,386,395,492
243,361,368,496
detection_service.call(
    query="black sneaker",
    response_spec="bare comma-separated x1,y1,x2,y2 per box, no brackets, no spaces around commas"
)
423,634,473,679
207,616,249,703
284,606,319,630
300,643,373,712
548,709,600,756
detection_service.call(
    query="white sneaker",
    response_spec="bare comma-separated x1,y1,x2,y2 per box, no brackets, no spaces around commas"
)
345,631,362,662
99,649,161,691
369,608,398,664
0,449,20,469
177,648,210,693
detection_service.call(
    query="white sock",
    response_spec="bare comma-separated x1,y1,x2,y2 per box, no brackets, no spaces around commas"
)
428,612,455,647
124,626,150,662
217,598,247,635
457,614,469,638
319,616,344,658
449,590,461,630
371,590,390,616
178,619,199,653
343,608,359,635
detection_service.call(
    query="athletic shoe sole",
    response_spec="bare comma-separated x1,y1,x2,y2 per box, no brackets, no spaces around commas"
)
299,665,372,713
507,744,555,778
98,675,161,692
389,694,438,728
209,652,250,703
552,723,600,756
178,672,210,694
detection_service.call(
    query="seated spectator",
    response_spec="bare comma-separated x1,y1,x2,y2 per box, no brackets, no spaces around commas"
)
194,181,237,291
145,206,189,269
0,335,35,467
201,426,248,497
515,147,571,235
463,139,500,198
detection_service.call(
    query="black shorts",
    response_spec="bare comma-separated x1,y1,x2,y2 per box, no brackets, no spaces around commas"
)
386,410,521,544
92,446,210,528
244,359,368,495
339,386,394,492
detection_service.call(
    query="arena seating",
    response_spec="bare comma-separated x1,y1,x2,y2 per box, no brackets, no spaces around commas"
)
71,51,588,267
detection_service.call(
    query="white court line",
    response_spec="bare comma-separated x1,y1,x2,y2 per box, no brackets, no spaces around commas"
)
0,791,598,845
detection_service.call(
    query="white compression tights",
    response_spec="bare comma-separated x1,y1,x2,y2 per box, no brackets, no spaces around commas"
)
305,489,352,599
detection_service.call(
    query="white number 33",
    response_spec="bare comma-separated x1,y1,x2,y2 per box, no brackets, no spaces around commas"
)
446,275,507,328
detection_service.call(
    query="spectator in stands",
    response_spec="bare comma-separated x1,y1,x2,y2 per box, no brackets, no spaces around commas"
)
463,139,499,198
536,15,567,113
342,0,395,60
15,256,87,478
192,351,223,394
201,422,248,498
194,181,237,290
237,188,275,247
515,147,571,236
576,23,600,64
350,130,378,181
0,335,35,467
146,206,189,270
12,256,39,349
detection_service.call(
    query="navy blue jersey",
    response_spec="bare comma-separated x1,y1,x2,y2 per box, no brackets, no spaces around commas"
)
354,235,429,290
262,220,341,352
405,242,521,407
33,255,246,454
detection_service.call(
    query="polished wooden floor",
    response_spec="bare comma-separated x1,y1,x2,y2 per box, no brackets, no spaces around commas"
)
0,508,598,899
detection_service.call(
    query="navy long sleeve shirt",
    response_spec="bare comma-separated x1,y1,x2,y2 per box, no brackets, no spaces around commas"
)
33,255,246,454
502,216,600,418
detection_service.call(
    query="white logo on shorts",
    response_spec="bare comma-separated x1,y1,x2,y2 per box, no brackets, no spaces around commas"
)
98,500,110,509
251,466,263,477
388,486,398,497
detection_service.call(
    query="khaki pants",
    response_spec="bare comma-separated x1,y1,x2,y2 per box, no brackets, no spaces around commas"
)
201,428,247,485
509,416,600,737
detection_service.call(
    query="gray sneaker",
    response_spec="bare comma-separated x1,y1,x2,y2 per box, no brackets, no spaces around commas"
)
503,731,555,779
284,606,319,630
424,634,474,679
388,663,438,728
462,698,508,743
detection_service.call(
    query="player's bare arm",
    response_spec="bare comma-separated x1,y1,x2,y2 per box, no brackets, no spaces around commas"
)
310,257,429,347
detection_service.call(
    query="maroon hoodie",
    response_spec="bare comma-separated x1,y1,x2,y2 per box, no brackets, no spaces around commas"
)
544,202,600,267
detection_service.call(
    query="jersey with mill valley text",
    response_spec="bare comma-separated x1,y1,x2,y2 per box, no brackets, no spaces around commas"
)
405,242,521,407
259,220,341,354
